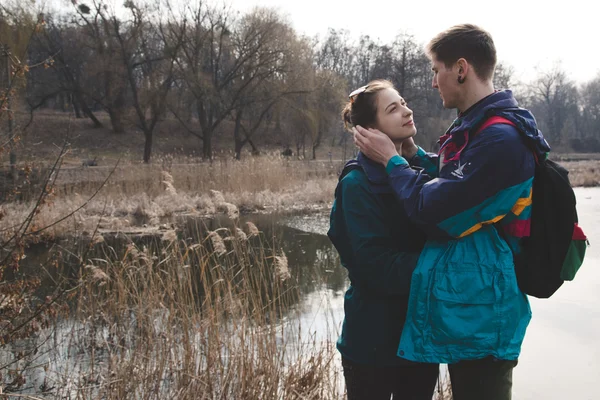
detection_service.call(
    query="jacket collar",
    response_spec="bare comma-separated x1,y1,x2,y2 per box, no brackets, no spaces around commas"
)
448,90,519,134
357,152,392,193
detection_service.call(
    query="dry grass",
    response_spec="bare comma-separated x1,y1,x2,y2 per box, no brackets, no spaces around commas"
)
0,155,339,242
1,222,344,399
51,154,338,197
560,159,600,187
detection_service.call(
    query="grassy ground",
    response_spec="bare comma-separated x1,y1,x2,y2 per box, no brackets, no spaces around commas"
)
0,156,340,243
556,159,600,187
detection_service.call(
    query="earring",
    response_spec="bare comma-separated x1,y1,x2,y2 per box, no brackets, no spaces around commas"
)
457,76,466,84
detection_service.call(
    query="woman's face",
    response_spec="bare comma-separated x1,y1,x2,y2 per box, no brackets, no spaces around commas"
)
373,88,416,143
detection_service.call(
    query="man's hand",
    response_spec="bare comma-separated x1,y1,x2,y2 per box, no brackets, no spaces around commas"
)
353,125,399,166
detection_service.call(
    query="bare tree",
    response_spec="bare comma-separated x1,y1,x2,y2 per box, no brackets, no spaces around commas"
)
229,12,321,160
229,9,294,159
102,1,182,162
351,35,377,87
0,4,39,179
35,15,104,127
169,2,235,159
529,64,579,144
307,70,346,159
494,61,515,90
315,28,354,78
581,75,600,133
574,74,600,151
75,3,130,133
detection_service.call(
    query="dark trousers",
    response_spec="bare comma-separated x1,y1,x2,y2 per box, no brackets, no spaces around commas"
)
448,357,518,400
341,356,439,400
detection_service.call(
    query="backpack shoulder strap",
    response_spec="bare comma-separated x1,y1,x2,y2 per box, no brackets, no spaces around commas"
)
475,116,539,165
334,160,363,198
338,159,363,182
474,116,516,135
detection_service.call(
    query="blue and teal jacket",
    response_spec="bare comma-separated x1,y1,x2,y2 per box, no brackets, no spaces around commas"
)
327,153,430,366
386,90,551,364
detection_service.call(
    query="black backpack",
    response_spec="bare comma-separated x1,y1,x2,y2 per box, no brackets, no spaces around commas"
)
514,158,588,298
477,116,589,298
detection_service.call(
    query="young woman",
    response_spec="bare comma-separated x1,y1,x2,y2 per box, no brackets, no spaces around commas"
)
327,79,439,400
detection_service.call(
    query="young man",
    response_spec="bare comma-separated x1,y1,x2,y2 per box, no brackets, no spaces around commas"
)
353,24,551,400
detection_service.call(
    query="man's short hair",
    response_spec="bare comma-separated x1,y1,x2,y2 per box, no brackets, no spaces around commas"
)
427,24,497,81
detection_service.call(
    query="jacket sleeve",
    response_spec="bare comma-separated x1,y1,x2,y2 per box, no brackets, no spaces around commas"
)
338,174,420,296
385,126,536,239
409,146,439,177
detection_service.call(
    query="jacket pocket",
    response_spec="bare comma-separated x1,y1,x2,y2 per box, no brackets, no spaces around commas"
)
429,267,498,346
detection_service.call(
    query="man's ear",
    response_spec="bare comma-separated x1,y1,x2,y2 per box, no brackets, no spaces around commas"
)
456,58,469,84
456,58,469,75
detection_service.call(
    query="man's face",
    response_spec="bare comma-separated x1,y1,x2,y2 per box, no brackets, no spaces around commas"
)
431,57,460,109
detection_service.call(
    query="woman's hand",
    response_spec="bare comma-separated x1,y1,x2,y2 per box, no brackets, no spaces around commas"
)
400,137,419,159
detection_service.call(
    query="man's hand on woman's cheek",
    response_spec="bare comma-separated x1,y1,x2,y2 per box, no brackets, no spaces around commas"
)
352,125,399,166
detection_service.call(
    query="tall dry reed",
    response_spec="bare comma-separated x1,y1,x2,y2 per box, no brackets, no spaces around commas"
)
31,221,343,399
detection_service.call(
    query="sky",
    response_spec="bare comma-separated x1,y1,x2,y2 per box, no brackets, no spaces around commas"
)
38,0,596,84
229,0,598,85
